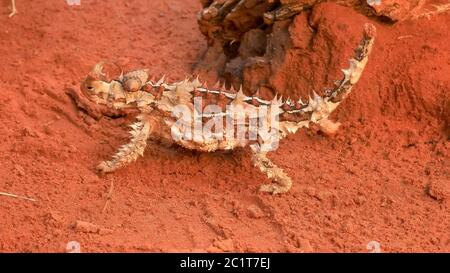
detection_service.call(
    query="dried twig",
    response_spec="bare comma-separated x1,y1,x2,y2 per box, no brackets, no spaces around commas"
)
101,180,114,213
9,0,17,18
0,191,36,202
74,220,113,234
397,35,414,40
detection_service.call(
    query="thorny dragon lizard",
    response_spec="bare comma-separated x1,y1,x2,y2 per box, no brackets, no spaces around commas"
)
80,24,376,194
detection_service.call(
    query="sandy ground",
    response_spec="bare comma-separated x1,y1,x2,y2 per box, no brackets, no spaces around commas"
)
0,0,448,252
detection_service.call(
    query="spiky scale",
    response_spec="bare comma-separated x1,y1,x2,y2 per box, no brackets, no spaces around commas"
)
156,75,166,85
192,76,202,88
233,88,246,105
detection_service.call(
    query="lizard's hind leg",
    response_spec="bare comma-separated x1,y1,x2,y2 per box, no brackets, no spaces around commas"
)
97,115,152,173
252,150,293,194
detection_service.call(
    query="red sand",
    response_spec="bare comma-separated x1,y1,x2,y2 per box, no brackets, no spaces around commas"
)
0,0,448,252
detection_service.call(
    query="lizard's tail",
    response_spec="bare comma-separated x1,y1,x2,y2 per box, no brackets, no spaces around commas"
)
325,23,376,104
281,23,376,136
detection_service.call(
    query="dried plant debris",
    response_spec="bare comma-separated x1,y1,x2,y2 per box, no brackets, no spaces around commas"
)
8,0,17,17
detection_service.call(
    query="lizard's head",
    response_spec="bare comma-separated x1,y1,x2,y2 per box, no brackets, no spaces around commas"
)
81,62,126,107
82,62,156,110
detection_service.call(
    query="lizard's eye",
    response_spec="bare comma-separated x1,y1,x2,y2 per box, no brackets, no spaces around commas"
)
87,86,94,91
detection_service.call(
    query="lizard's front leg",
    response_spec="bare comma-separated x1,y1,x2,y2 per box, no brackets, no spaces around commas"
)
252,150,293,194
97,114,152,173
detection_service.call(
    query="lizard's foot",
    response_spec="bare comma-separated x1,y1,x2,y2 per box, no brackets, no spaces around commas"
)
96,161,116,174
252,150,293,194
